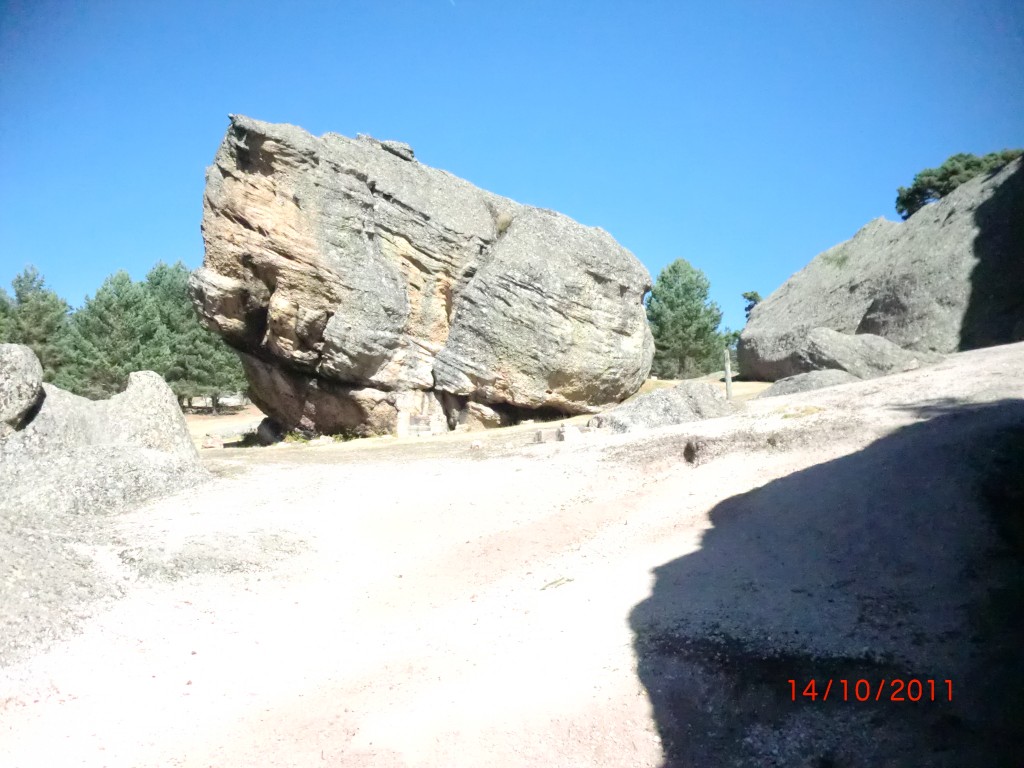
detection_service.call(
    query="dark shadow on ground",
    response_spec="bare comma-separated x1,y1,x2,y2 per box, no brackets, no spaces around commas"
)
630,400,1024,767
960,161,1024,350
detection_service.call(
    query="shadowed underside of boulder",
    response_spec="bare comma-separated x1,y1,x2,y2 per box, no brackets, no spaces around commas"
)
192,115,654,435
739,159,1024,380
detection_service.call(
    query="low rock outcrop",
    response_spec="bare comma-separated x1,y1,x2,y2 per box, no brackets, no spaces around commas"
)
192,115,654,436
0,350,206,518
589,382,734,434
756,369,862,399
739,158,1024,380
744,327,941,382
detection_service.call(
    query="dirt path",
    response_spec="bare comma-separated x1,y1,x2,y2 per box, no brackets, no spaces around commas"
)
184,403,264,445
2,344,1022,766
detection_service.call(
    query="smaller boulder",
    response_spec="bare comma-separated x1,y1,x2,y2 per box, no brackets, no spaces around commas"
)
588,382,734,434
0,344,43,433
756,369,862,399
796,328,941,380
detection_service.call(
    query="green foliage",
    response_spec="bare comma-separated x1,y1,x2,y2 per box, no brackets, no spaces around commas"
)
0,267,71,379
2,262,245,404
54,271,166,398
742,290,762,321
142,262,246,403
896,149,1023,219
0,287,12,340
646,259,726,379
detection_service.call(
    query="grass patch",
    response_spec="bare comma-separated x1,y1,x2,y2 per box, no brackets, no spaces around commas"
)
821,251,850,268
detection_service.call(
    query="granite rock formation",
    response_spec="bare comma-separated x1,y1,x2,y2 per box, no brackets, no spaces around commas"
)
0,349,206,518
191,115,654,435
739,158,1024,380
0,344,43,436
744,327,941,383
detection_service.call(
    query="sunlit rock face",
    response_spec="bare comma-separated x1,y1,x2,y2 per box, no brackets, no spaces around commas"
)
739,159,1024,381
192,115,654,435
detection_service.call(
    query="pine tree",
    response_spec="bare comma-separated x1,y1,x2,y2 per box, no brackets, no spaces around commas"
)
0,287,12,340
1,267,71,380
896,149,1022,219
742,290,762,321
646,259,725,379
55,271,164,398
142,261,246,409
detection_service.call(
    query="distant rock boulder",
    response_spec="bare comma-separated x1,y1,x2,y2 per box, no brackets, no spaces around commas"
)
0,358,205,518
588,382,735,434
192,115,654,436
739,158,1024,380
756,369,862,399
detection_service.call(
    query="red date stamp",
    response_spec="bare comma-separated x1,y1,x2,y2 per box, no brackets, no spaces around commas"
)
788,679,953,702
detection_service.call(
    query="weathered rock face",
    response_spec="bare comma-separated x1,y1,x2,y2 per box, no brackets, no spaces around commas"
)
756,369,862,399
0,359,205,518
739,159,1024,380
745,327,941,382
0,344,43,436
588,382,735,434
192,115,654,435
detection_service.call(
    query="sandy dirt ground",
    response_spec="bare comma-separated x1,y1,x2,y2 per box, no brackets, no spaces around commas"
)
184,404,264,445
2,346,1023,767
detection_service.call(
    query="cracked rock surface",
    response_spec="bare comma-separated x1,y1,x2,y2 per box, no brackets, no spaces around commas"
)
191,115,654,435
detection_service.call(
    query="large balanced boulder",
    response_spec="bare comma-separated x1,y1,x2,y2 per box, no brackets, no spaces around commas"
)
191,115,654,435
588,382,735,434
0,363,206,518
739,158,1024,380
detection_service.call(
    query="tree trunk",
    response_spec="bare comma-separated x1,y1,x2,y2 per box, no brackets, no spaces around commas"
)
211,393,220,415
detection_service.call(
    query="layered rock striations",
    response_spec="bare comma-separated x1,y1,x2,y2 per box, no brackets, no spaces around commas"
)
191,116,654,435
739,158,1024,380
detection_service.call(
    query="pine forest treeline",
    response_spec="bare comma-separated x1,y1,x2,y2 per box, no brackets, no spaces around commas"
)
0,262,245,408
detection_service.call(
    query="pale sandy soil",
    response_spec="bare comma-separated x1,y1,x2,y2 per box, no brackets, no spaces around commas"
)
184,403,264,445
2,345,1023,766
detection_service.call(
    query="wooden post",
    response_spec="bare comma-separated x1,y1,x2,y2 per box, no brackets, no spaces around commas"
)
724,348,733,401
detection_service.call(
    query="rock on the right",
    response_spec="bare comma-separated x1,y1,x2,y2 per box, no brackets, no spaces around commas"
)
739,158,1024,380
756,369,862,399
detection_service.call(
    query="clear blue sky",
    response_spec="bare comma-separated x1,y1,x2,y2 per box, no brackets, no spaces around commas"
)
1,0,1022,331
